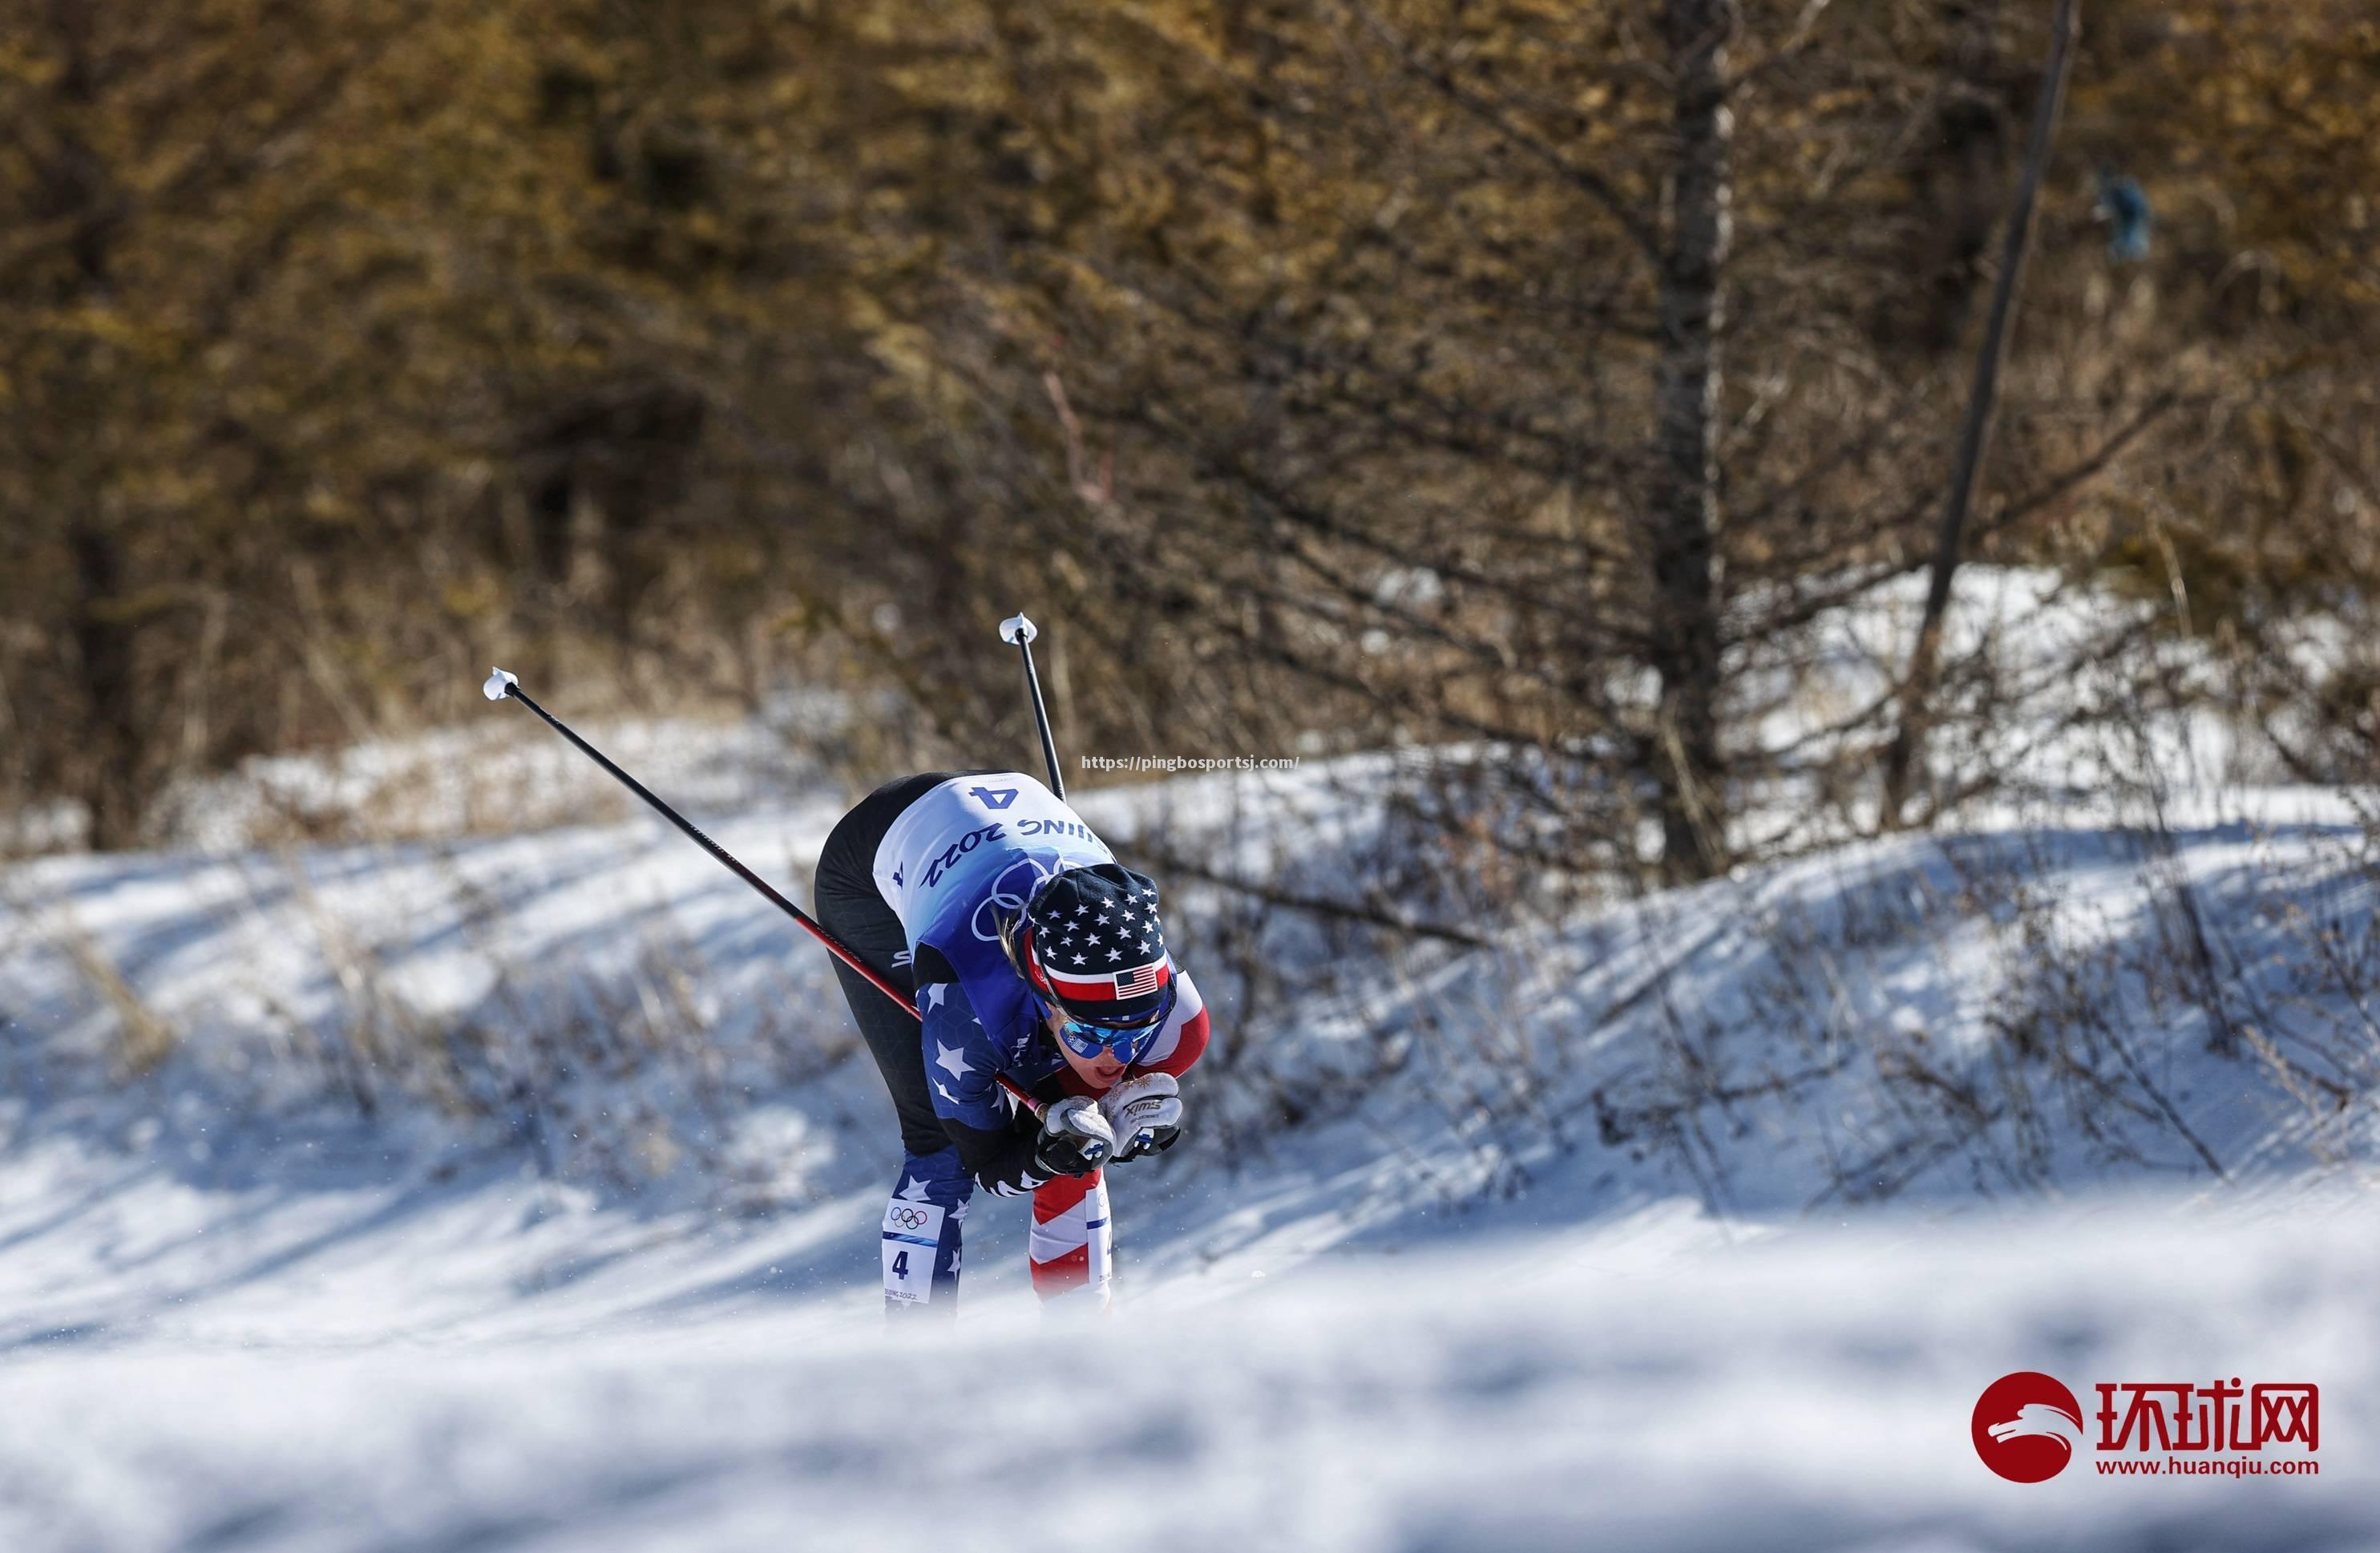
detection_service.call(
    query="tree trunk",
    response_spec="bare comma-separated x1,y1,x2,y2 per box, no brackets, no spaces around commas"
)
1646,0,1736,884
68,520,147,850
51,8,148,850
1879,0,2080,828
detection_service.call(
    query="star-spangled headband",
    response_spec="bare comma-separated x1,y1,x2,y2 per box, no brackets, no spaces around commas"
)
1026,944,1176,1033
1037,954,1173,1005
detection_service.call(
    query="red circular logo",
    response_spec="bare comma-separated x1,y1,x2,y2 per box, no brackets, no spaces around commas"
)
1972,1371,2085,1482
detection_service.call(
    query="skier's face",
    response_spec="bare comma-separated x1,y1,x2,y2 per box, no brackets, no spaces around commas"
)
1048,1011,1133,1088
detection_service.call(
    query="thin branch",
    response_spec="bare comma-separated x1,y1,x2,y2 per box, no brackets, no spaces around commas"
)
1344,1,1666,267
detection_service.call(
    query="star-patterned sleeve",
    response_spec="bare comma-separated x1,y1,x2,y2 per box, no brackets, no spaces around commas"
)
915,977,1047,1197
916,977,1004,1132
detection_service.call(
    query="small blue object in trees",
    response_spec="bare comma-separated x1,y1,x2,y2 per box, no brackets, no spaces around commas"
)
2097,172,2153,262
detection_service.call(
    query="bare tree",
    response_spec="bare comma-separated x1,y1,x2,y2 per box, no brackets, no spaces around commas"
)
1647,0,1740,880
1880,0,2081,828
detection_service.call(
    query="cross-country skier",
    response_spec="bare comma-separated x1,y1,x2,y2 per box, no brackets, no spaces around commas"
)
814,770,1210,1316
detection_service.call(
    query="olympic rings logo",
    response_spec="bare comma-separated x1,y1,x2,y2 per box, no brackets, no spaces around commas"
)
888,1206,933,1230
970,855,1057,944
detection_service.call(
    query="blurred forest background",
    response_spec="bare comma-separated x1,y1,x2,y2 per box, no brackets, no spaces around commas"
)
4,0,2377,882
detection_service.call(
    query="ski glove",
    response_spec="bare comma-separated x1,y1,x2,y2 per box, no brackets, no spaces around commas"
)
1100,1072,1185,1162
1032,1095,1117,1178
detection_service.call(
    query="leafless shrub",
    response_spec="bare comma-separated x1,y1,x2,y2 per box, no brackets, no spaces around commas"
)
1580,791,2380,1215
0,853,872,1206
54,912,180,1080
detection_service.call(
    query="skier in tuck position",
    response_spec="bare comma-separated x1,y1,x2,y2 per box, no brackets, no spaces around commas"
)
814,770,1210,1316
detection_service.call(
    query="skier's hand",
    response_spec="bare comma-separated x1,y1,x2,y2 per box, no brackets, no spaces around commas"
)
1100,1072,1184,1162
1033,1095,1117,1178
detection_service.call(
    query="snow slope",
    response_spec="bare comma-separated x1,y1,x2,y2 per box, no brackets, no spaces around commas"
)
0,1183,2371,1553
4,659,2378,1550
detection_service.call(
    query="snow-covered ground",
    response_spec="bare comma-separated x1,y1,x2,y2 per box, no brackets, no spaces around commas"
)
2,1183,2372,1553
4,590,2378,1551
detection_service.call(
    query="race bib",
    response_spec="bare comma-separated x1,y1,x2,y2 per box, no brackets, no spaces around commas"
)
881,1199,947,1304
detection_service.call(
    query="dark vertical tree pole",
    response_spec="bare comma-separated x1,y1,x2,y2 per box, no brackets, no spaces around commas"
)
1647,0,1737,884
1881,0,2082,828
49,0,144,850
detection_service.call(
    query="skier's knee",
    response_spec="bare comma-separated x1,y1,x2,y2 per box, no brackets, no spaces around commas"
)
1028,1170,1112,1308
883,1147,972,1316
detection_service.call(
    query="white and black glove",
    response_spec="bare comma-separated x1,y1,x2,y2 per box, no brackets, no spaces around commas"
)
1032,1095,1117,1178
1099,1073,1185,1162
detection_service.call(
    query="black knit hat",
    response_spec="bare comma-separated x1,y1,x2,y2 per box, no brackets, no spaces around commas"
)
1019,863,1174,1029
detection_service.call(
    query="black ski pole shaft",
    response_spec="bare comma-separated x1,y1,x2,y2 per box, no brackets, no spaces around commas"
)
481,669,899,1006
998,613,1065,799
478,669,1044,1114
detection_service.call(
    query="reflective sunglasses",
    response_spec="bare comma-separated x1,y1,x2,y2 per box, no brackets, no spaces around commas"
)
1047,982,1178,1063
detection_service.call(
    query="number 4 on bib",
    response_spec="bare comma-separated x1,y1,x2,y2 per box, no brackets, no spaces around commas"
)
882,1199,946,1306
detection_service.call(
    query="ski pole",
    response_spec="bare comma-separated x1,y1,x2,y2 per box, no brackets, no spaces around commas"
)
998,613,1065,799
479,669,1046,1118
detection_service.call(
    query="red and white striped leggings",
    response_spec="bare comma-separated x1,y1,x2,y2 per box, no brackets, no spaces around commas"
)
1028,1169,1112,1304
